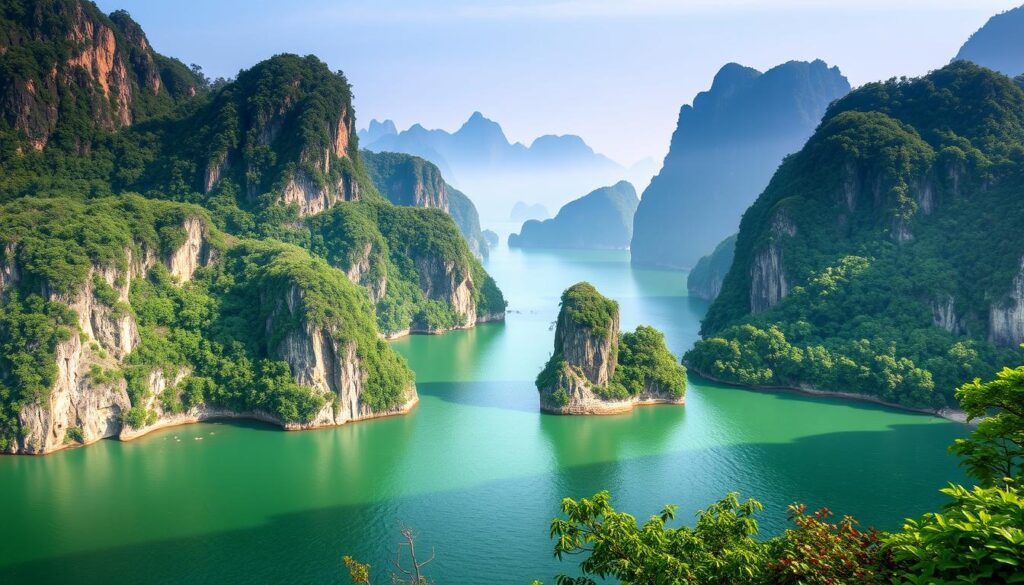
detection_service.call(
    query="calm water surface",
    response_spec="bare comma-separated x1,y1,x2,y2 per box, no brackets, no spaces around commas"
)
0,246,968,584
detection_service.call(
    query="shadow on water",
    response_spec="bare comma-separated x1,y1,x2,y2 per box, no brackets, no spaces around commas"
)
417,381,539,414
538,404,688,466
0,422,968,585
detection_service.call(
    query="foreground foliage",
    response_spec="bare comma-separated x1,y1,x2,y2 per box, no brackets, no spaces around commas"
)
542,363,1024,584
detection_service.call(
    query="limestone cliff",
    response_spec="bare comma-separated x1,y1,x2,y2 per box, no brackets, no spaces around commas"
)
990,257,1024,347
0,201,417,455
362,150,488,258
0,0,202,152
631,60,850,269
537,283,686,415
5,213,215,454
691,62,1024,409
192,55,360,215
267,285,416,426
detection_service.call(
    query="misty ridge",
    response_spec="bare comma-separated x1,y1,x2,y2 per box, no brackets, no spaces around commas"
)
359,111,657,221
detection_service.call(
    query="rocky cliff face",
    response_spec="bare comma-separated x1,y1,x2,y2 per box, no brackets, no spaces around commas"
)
3,210,419,454
268,285,417,426
631,60,850,269
693,62,1024,408
989,257,1024,347
414,256,478,329
537,283,685,415
0,0,201,152
362,150,488,258
6,216,214,454
196,57,361,216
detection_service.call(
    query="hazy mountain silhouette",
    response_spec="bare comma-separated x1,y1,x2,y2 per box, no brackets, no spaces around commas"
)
509,181,638,250
630,60,850,269
955,4,1024,77
359,113,632,220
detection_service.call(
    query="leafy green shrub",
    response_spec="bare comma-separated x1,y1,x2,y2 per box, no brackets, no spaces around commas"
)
612,325,687,399
560,282,618,339
550,491,768,585
888,483,1024,584
65,426,84,444
949,365,1024,485
552,388,570,407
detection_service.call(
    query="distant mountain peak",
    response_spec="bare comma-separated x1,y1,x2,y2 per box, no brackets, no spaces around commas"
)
711,62,761,90
456,111,507,141
955,4,1024,77
368,119,396,134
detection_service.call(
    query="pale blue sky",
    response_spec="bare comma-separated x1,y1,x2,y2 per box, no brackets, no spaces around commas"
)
96,0,1022,165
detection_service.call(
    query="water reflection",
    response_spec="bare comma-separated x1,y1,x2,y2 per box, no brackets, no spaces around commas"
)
538,405,687,468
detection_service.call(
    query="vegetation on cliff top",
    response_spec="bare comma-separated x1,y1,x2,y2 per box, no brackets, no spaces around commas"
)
538,282,686,402
0,194,418,448
687,62,1024,409
361,149,490,260
560,282,619,339
1,39,504,338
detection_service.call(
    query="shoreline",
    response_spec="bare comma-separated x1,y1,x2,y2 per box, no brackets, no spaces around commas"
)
541,396,685,416
15,397,421,456
121,396,421,442
382,312,506,341
687,367,969,424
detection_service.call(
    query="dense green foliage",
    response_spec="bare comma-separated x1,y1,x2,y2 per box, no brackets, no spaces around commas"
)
0,195,217,293
539,283,686,402
689,62,1024,408
546,491,897,585
610,326,687,399
306,201,504,334
889,483,1024,584
543,362,1024,584
0,3,506,447
0,0,202,159
508,181,638,250
0,48,503,340
559,282,619,339
128,236,415,424
361,150,489,259
0,292,75,450
0,194,416,446
950,365,1024,486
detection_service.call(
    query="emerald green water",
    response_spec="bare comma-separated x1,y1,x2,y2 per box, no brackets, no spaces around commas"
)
0,247,968,584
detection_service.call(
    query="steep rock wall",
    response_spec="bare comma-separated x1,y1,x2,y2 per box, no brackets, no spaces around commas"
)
8,217,214,454
990,257,1024,347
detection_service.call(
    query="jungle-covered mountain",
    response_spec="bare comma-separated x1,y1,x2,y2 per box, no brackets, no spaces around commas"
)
0,0,505,453
361,150,488,259
686,62,1024,410
630,60,851,269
